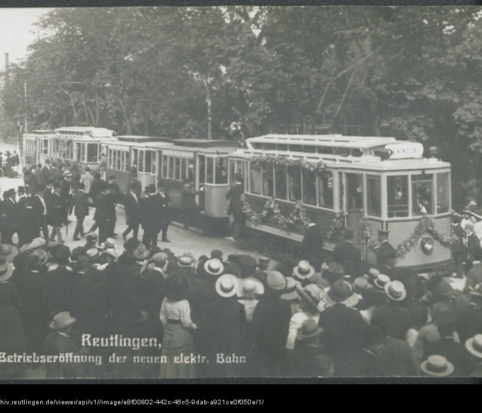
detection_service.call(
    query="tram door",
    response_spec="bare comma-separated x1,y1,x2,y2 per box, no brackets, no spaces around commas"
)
342,172,364,247
196,154,206,211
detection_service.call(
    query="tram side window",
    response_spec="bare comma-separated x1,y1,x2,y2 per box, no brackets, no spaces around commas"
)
250,164,262,195
188,158,194,182
67,143,73,160
125,151,130,172
87,144,99,163
235,161,244,184
162,156,168,178
347,173,363,210
206,157,214,184
215,158,228,184
81,144,86,163
318,171,334,209
412,174,433,215
113,151,117,170
437,172,450,214
168,156,174,179
42,140,49,154
302,170,316,206
139,151,144,173
181,158,187,181
387,176,409,218
133,149,138,169
262,164,274,197
145,151,152,174
288,167,301,202
275,166,288,200
151,151,156,175
175,157,181,180
367,175,381,217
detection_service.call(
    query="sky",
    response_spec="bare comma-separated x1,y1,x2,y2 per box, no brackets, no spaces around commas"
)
0,8,52,71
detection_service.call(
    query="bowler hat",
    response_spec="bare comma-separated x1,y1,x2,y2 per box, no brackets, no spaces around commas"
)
293,260,315,280
378,229,390,235
466,334,482,358
237,255,257,276
266,271,287,291
344,227,355,239
123,238,140,253
258,256,270,270
75,256,90,271
297,319,323,340
204,259,224,276
215,274,240,298
421,355,454,377
85,232,98,242
210,249,223,260
49,311,76,330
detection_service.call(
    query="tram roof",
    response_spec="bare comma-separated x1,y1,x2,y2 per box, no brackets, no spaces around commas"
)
246,134,398,149
173,139,237,149
30,130,55,135
54,126,115,138
107,140,174,149
116,135,173,143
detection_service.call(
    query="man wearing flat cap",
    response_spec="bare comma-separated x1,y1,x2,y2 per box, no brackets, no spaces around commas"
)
333,227,362,281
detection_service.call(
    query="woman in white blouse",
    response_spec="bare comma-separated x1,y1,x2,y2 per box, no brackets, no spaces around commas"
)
159,275,197,378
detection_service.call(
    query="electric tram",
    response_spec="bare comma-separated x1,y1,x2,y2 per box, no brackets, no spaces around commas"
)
228,134,453,272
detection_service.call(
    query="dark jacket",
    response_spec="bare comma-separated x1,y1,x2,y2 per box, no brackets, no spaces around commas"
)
70,189,90,218
47,192,64,227
376,241,397,266
467,232,482,262
41,165,52,184
89,178,106,200
301,224,324,260
180,184,202,210
141,193,168,232
225,183,244,221
124,192,141,225
452,224,466,254
0,198,16,229
27,172,38,195
102,193,117,225
372,337,421,377
43,332,83,378
424,337,475,377
371,302,412,341
93,192,106,224
333,240,362,280
62,269,93,322
17,207,37,246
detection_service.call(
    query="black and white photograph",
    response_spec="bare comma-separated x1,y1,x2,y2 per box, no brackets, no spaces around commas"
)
0,5,481,382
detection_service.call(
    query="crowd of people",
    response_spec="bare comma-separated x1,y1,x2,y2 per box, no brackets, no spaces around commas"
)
0,159,482,379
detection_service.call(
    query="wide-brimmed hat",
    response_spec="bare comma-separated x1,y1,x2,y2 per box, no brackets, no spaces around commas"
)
100,238,116,250
365,268,380,281
0,245,18,263
123,238,140,253
30,249,49,267
152,252,168,267
0,257,13,282
266,271,287,291
374,274,391,290
204,259,224,276
178,256,193,268
86,248,101,262
385,281,407,301
215,274,240,298
281,277,299,301
326,280,359,307
101,248,118,260
237,277,264,298
293,260,315,280
298,284,325,313
133,244,150,260
297,319,323,340
353,277,370,294
49,311,77,330
466,334,482,358
421,355,454,377
164,275,190,301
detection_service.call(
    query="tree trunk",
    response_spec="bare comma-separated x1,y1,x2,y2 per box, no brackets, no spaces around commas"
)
16,119,24,171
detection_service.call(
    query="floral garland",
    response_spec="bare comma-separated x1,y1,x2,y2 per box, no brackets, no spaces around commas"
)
362,215,458,259
325,211,347,241
241,195,310,229
251,155,326,174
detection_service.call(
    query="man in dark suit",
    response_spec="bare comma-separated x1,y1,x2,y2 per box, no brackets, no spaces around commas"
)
17,186,28,214
317,280,364,376
333,227,362,281
104,184,117,239
17,197,37,248
225,178,245,241
70,182,89,241
300,217,324,268
41,159,53,185
141,186,168,248
33,185,49,242
89,172,106,202
128,175,142,199
376,229,396,267
123,183,141,241
48,182,65,243
157,185,171,242
452,215,467,278
0,190,16,244
92,183,107,244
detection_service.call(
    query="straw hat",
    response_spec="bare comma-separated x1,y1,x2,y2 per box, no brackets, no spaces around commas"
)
215,274,240,298
0,257,13,282
100,238,116,250
281,277,299,301
237,277,264,298
266,271,287,291
178,256,194,268
297,319,323,340
0,245,18,263
353,277,370,294
204,259,224,276
420,355,454,377
101,248,118,260
385,281,407,301
293,260,315,280
133,244,150,260
374,274,391,290
86,248,101,262
49,311,77,330
466,334,482,358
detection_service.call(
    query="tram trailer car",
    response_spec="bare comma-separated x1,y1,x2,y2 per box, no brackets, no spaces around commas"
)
228,134,453,274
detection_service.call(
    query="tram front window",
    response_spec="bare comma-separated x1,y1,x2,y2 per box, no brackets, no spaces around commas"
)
215,158,228,184
347,173,363,210
87,144,99,163
412,174,433,215
302,170,316,206
388,176,409,217
437,172,450,214
318,171,333,208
